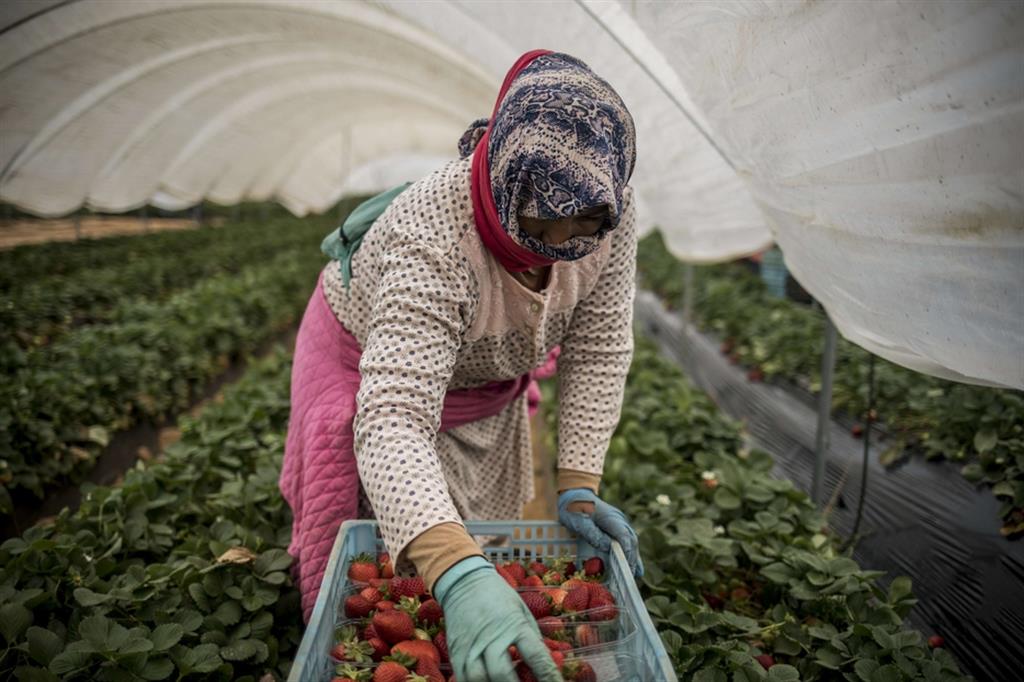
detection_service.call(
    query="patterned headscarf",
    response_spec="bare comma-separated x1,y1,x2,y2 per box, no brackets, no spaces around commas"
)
459,52,636,262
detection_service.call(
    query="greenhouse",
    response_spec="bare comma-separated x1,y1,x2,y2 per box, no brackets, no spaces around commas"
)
1,2,1021,681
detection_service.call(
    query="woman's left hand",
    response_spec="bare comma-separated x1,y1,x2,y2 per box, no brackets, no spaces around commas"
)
557,489,643,577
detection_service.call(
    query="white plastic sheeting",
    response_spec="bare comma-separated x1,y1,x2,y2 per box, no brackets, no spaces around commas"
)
0,0,1021,388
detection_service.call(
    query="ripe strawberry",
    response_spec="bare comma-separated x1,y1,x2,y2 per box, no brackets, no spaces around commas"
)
416,656,445,682
561,586,590,613
536,616,565,637
361,586,385,603
417,598,444,626
731,587,750,601
376,600,396,611
747,367,764,382
369,577,392,590
433,631,449,664
542,571,564,586
702,592,724,610
503,561,528,582
330,640,373,663
516,664,538,682
508,645,521,661
755,654,775,670
392,639,441,667
373,661,410,682
496,565,521,588
348,553,380,582
573,661,597,682
378,552,395,579
544,588,567,608
585,582,613,601
330,643,348,660
390,576,426,599
576,624,600,648
549,649,564,668
587,592,618,621
520,591,553,619
529,561,549,577
546,638,572,651
563,561,577,576
373,609,416,645
344,594,375,619
560,578,589,592
851,423,864,438
582,557,604,577
367,637,389,661
928,635,944,648
522,575,544,588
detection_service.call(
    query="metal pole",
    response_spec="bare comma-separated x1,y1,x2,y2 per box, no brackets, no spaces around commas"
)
682,262,694,326
812,314,838,505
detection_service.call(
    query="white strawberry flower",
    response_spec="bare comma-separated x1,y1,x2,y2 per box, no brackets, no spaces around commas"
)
714,525,726,536
656,494,671,506
701,470,717,481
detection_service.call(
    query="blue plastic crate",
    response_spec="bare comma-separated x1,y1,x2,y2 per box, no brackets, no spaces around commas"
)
290,520,676,681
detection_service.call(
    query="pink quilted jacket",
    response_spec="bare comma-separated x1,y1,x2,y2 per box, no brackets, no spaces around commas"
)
279,276,556,620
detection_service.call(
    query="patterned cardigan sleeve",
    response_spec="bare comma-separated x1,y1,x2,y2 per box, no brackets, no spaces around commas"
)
353,238,476,560
556,189,637,478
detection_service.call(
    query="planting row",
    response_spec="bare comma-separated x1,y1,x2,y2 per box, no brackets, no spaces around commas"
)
0,217,332,351
0,246,326,513
636,231,1024,537
542,339,969,680
0,349,303,682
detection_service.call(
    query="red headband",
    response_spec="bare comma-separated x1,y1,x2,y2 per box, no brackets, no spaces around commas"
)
470,49,556,273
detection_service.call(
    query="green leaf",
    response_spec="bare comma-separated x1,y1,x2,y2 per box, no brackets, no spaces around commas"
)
151,624,184,652
220,638,259,661
140,657,174,681
253,548,292,575
13,667,60,682
191,643,223,673
760,562,793,584
974,429,998,454
992,481,1014,498
960,462,984,482
888,576,913,603
767,664,800,681
79,615,112,651
26,626,63,665
0,603,33,643
117,637,154,656
714,487,742,510
212,600,242,627
49,642,95,675
815,646,844,669
73,587,113,607
693,668,728,682
870,664,902,682
855,659,880,682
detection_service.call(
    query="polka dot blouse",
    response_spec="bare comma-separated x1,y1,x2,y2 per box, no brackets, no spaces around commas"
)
322,157,637,561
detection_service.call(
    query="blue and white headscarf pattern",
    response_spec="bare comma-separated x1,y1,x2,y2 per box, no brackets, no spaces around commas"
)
458,53,636,261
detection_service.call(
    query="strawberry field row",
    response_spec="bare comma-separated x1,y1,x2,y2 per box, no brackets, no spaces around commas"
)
0,349,303,681
636,231,1024,537
0,246,327,514
546,339,970,680
0,217,332,351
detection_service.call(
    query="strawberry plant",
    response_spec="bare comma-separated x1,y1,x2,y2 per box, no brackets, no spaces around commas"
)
0,217,334,352
637,230,1024,535
0,349,303,681
544,339,970,680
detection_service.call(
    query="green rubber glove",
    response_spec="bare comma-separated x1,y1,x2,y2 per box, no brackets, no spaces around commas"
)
434,556,563,682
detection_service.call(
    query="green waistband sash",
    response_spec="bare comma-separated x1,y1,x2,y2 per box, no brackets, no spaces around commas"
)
321,182,411,289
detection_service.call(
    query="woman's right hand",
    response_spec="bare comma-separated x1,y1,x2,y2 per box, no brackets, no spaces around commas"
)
434,556,563,682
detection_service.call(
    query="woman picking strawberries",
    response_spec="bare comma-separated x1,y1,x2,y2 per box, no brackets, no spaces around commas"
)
280,50,643,682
